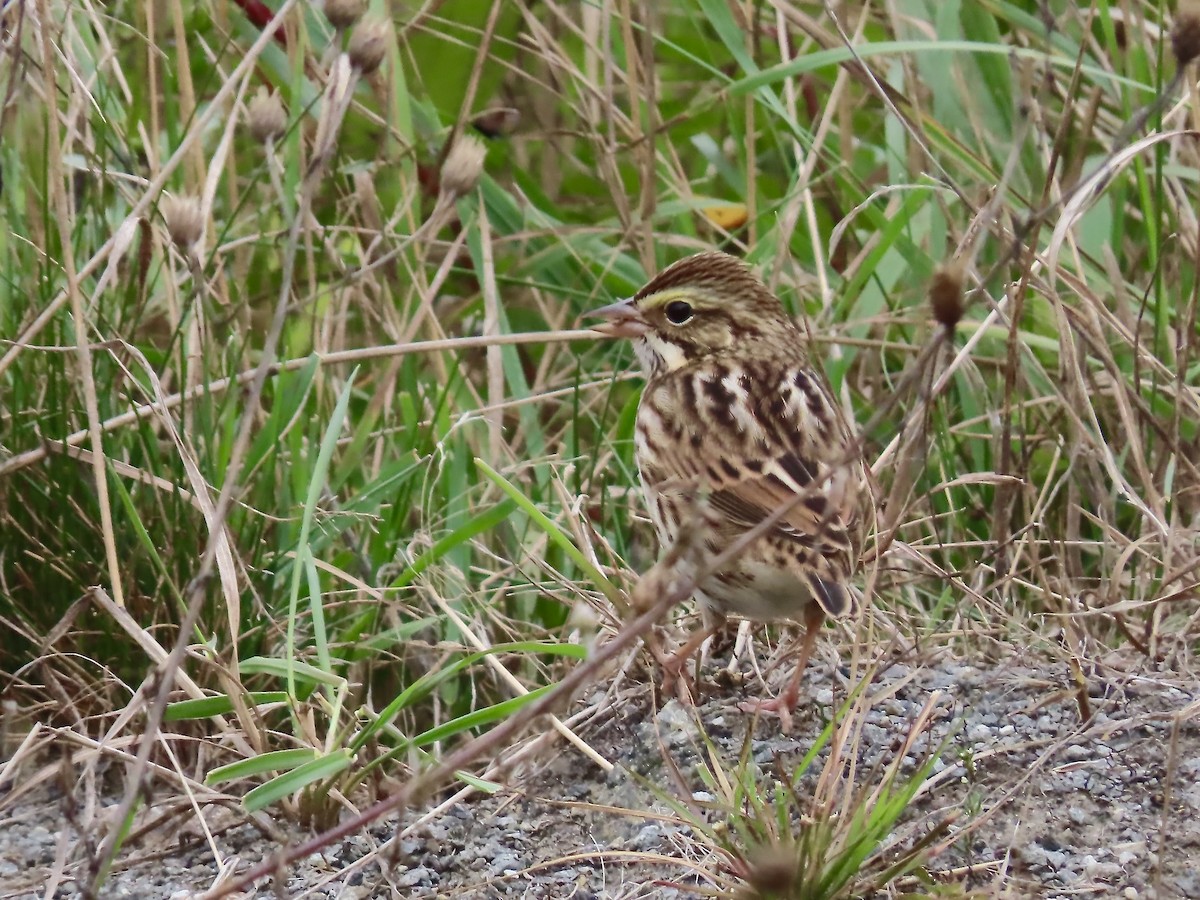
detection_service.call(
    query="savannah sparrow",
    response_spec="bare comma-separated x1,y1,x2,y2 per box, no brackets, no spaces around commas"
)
593,251,870,723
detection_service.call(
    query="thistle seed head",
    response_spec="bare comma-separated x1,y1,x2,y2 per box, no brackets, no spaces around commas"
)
741,843,801,896
440,133,487,198
348,17,389,74
246,87,287,144
929,261,966,331
471,106,521,139
1173,1,1200,68
161,194,203,250
324,0,365,30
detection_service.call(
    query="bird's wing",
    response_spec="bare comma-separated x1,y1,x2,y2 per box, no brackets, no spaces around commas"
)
702,366,867,615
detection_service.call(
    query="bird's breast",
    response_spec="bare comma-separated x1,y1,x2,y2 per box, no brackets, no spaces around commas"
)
698,556,819,622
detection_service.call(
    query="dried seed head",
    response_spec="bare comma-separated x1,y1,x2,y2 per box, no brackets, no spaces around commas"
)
161,194,203,250
348,17,389,74
471,106,521,139
565,596,601,636
1172,1,1200,68
742,843,799,895
929,261,966,331
246,87,287,144
324,0,365,30
440,134,487,198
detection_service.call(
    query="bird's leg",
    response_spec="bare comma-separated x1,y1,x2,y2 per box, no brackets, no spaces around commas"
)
707,617,740,659
724,620,754,675
740,602,825,732
639,626,676,677
660,610,725,705
636,620,708,706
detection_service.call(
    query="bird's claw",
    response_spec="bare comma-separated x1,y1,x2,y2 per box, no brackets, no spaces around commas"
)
738,694,796,733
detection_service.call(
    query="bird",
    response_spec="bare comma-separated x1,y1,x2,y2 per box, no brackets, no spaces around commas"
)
591,250,870,727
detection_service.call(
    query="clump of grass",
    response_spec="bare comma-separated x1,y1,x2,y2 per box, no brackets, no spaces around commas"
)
616,679,958,899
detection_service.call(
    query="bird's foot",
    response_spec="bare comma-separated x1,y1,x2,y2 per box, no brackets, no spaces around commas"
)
645,621,724,706
661,642,708,706
641,628,701,706
706,620,739,659
738,691,799,733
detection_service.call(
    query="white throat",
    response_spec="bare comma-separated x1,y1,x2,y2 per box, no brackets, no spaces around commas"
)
635,335,689,376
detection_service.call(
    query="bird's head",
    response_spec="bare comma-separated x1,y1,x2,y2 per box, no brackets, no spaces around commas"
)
590,251,800,377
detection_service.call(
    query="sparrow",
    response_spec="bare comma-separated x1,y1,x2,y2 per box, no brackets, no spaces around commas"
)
592,251,870,725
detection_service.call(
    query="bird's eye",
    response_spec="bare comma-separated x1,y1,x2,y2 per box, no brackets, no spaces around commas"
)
664,300,694,325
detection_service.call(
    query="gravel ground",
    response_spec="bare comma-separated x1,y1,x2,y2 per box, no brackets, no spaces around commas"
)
2,653,1199,898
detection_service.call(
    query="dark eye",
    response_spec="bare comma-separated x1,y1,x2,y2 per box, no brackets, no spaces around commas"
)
664,300,694,325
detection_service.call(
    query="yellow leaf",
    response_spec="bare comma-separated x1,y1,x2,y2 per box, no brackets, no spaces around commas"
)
701,204,749,230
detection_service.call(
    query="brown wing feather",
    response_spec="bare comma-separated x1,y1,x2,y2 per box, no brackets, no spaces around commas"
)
704,464,858,616
702,362,865,612
638,356,869,617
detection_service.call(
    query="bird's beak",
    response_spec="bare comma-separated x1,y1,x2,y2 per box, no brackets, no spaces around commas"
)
588,298,649,338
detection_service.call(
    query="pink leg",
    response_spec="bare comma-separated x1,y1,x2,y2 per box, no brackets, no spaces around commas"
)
652,611,725,705
740,603,825,731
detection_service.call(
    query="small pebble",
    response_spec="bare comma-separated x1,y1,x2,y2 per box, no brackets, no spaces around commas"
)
489,853,521,876
631,824,664,850
967,723,992,742
396,866,436,888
